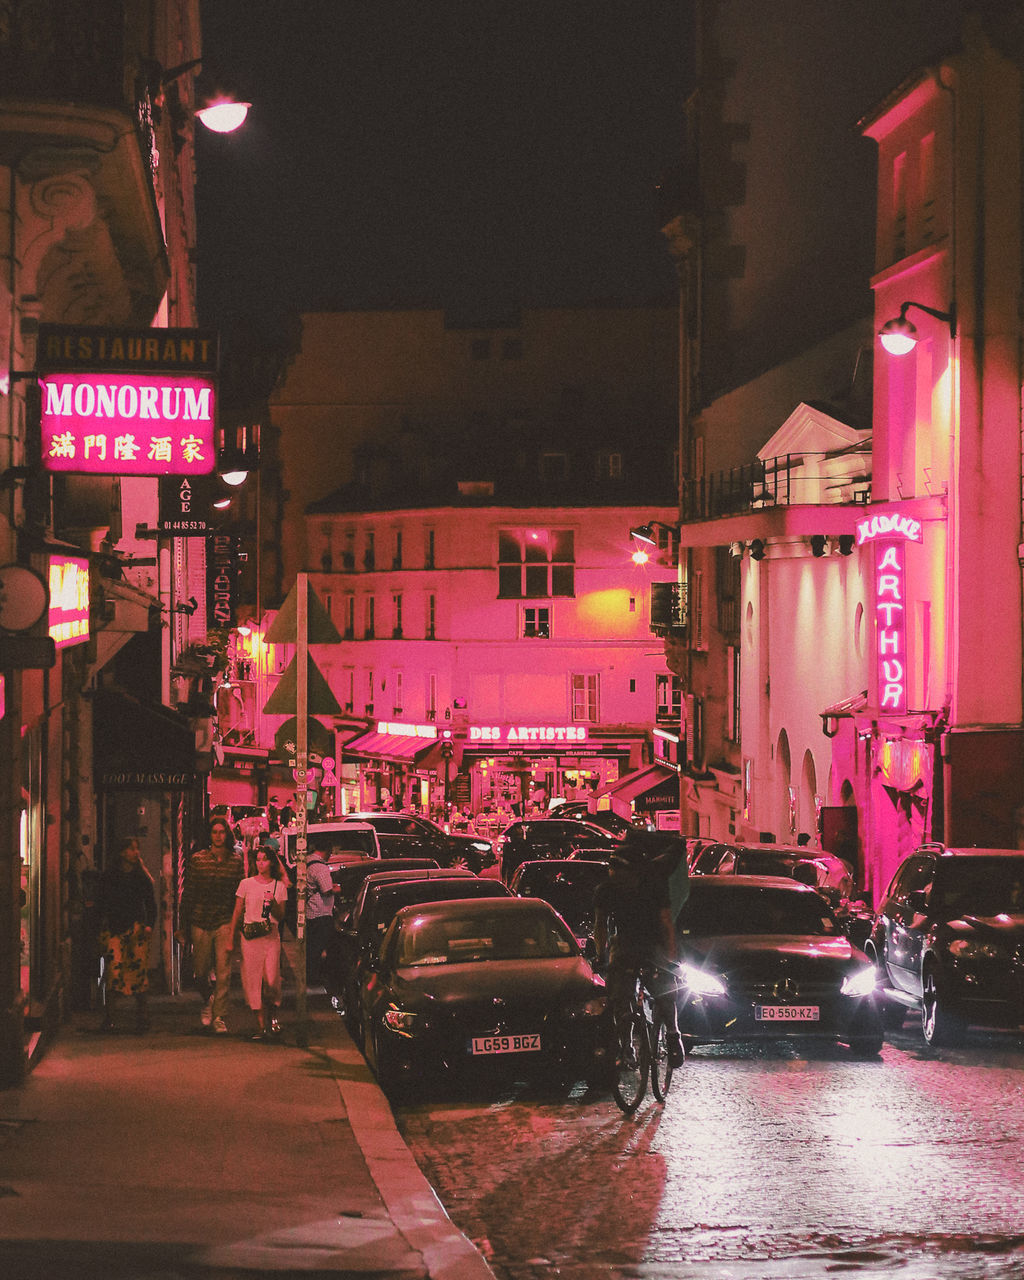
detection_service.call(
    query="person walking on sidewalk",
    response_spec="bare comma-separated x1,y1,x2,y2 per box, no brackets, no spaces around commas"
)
175,816,243,1033
97,836,156,1034
229,841,287,1040
305,846,337,988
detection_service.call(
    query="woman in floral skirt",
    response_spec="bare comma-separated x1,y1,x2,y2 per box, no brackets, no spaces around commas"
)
97,836,157,1033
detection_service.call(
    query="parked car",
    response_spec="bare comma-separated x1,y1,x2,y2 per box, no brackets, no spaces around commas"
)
338,812,495,873
360,897,614,1096
691,842,854,908
865,845,1024,1046
329,871,510,1039
330,857,439,921
508,858,610,950
674,876,883,1057
495,817,623,883
547,803,637,837
279,821,382,866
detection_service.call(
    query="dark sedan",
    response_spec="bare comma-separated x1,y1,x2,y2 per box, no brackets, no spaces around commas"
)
496,817,622,883
866,845,1024,1046
331,871,508,1040
508,858,610,950
675,876,883,1057
360,897,614,1096
339,812,495,873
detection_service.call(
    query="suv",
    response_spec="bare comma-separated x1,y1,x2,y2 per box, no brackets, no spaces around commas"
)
279,821,381,867
691,842,854,907
338,812,495,874
495,817,622,883
866,845,1024,1046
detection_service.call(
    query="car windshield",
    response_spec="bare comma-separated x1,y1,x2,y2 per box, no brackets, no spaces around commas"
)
397,909,577,966
932,858,1024,915
678,885,838,937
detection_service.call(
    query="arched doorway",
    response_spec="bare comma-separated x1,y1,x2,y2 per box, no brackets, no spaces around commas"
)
776,730,793,841
800,750,818,846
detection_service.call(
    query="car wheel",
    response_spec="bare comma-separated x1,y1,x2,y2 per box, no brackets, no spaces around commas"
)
921,966,966,1047
847,1035,884,1058
447,852,472,872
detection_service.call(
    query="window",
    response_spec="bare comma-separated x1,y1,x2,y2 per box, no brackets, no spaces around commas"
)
392,671,403,716
343,668,354,713
522,606,550,639
502,337,523,359
343,595,355,640
426,673,438,721
596,451,622,479
364,595,375,639
920,132,936,243
322,593,333,620
893,150,907,259
498,528,574,599
540,452,568,482
364,530,375,571
424,528,435,570
656,673,682,723
471,338,490,360
426,592,436,639
342,531,355,571
571,673,599,723
319,523,333,571
392,593,403,638
727,645,740,742
366,668,374,714
692,568,706,649
392,529,402,570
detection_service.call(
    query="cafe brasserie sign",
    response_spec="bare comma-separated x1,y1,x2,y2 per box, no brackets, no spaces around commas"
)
36,324,218,476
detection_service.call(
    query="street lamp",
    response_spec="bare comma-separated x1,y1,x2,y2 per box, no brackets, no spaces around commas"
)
878,301,956,355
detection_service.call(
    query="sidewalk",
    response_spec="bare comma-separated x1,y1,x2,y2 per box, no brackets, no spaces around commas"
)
0,993,496,1280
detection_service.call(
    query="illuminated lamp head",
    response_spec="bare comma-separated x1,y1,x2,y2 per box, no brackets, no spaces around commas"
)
878,301,956,356
196,100,251,133
219,467,248,487
631,547,650,566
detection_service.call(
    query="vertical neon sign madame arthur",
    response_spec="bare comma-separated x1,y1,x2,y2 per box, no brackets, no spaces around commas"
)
856,512,923,714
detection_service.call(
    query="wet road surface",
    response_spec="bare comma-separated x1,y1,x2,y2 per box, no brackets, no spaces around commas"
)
398,1027,1024,1280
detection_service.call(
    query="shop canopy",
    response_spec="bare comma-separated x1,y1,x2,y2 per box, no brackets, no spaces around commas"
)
340,728,440,767
597,762,679,809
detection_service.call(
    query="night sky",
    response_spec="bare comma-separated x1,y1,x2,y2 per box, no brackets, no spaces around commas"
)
195,1,693,335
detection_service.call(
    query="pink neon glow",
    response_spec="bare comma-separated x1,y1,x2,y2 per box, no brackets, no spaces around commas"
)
875,542,907,713
48,556,90,650
40,373,216,475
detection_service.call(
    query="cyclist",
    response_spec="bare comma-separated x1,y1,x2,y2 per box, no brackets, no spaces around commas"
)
593,831,687,1069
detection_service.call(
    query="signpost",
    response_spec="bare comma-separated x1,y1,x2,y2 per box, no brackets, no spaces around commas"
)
264,574,341,1045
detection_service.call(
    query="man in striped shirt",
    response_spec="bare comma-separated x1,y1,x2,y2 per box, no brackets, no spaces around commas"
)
175,817,244,1032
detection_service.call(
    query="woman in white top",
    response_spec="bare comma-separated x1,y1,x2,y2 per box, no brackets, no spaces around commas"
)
229,843,287,1040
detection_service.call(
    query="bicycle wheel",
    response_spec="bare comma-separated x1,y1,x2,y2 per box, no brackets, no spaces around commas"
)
611,1007,650,1114
649,1015,675,1103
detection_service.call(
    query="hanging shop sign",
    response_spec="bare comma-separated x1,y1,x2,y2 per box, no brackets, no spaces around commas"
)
469,724,589,745
48,555,90,650
207,533,237,630
856,512,922,546
377,720,438,738
158,474,221,534
879,737,927,791
874,538,909,713
36,325,218,477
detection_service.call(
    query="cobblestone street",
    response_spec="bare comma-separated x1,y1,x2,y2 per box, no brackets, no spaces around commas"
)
399,1031,1024,1280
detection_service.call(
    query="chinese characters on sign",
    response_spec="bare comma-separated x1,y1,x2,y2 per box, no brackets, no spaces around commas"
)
40,374,216,475
48,556,90,650
36,324,219,478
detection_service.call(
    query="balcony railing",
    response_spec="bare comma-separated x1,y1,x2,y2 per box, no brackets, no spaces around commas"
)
650,581,688,636
681,453,870,522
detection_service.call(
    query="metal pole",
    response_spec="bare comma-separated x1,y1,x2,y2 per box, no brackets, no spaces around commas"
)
295,573,308,1045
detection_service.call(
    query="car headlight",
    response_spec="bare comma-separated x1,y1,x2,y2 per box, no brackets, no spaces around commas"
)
948,939,1004,960
678,961,727,997
470,840,491,852
382,1005,418,1034
567,996,609,1018
840,966,877,998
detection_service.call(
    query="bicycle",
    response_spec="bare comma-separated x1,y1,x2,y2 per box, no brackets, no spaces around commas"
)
610,962,679,1114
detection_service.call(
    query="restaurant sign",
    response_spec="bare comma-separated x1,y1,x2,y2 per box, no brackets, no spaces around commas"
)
469,725,589,745
37,325,218,477
48,555,90,650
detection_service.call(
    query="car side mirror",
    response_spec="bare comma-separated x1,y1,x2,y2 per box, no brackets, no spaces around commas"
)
907,888,928,913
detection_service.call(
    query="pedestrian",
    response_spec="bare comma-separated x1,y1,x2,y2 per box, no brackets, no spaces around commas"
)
97,836,156,1034
175,816,244,1033
304,843,337,987
229,841,287,1040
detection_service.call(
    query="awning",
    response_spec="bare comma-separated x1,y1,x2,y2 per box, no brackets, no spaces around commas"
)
597,763,679,807
340,729,439,766
93,688,197,789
